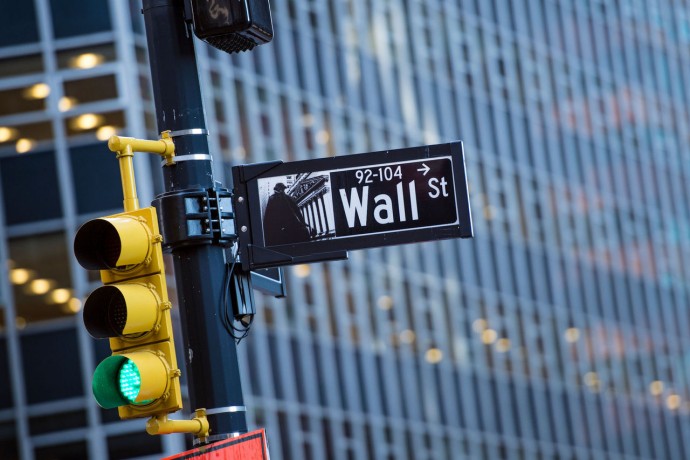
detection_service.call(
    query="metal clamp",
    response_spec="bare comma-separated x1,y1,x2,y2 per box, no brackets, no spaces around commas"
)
146,408,210,440
167,128,208,137
205,405,247,416
153,186,236,250
193,432,243,446
107,133,176,210
161,153,212,165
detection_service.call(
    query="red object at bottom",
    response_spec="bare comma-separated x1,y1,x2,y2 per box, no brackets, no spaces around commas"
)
163,429,269,460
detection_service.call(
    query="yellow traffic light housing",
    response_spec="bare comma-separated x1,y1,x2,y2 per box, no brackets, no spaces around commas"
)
73,133,214,438
91,349,171,407
75,206,182,420
82,283,161,340
74,209,164,283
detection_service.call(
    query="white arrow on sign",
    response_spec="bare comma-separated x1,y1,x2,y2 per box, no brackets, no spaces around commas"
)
417,163,430,176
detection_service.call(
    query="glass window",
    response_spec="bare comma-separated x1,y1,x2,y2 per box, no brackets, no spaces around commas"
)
63,75,118,110
0,1,39,47
56,44,116,71
21,328,83,404
128,0,145,35
108,432,163,460
0,421,18,460
29,410,87,435
70,143,122,214
0,151,62,225
0,121,53,153
35,440,87,460
0,337,11,409
9,232,76,325
0,54,43,78
0,84,48,117
64,110,125,139
50,0,112,39
135,46,149,66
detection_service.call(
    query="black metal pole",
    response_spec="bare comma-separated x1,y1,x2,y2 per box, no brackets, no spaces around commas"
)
142,0,247,443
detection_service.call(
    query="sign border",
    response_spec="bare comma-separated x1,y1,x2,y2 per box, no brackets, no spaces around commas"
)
232,141,473,270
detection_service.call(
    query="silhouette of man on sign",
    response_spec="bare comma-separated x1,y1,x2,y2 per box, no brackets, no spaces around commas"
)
263,183,312,246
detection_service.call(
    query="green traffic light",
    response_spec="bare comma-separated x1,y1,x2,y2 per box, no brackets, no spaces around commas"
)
93,355,154,408
93,355,131,409
118,360,154,405
119,359,143,403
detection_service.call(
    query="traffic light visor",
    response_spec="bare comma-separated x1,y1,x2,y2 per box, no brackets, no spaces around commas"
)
83,284,160,339
93,352,169,409
74,216,150,270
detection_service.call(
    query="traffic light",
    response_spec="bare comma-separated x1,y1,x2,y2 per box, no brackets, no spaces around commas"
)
74,206,182,420
189,0,273,54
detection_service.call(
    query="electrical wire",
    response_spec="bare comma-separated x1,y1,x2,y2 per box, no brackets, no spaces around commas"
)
220,248,254,344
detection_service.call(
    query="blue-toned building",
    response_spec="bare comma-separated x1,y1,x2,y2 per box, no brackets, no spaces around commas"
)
1,1,690,459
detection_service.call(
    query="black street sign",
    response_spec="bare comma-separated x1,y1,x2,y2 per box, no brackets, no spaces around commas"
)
232,142,473,270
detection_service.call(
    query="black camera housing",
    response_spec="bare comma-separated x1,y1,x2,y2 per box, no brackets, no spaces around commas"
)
189,0,273,54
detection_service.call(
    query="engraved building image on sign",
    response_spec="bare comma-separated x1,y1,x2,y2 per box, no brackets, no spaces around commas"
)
258,173,334,245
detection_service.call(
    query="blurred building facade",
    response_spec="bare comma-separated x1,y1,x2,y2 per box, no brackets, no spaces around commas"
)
2,0,690,459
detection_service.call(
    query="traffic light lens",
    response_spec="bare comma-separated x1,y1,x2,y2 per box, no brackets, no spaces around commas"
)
119,360,152,405
109,293,127,333
74,216,151,271
83,284,160,339
102,226,122,268
74,219,122,269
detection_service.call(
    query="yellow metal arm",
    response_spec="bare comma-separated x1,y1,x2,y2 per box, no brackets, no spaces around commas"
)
107,131,176,212
108,131,175,165
146,409,210,441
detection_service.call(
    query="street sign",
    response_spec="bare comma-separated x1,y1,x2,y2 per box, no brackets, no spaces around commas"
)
232,142,473,270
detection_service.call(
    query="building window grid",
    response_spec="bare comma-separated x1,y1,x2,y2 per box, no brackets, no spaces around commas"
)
596,9,688,428
4,0,688,460
0,2,184,458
